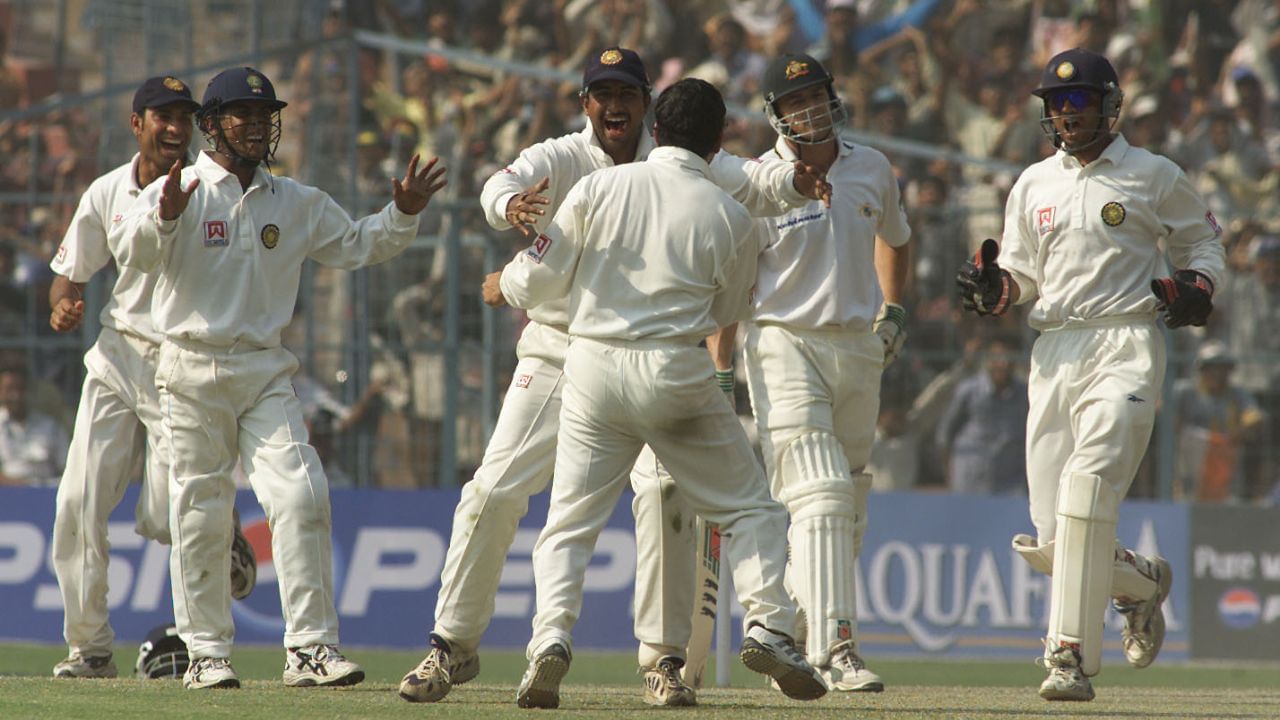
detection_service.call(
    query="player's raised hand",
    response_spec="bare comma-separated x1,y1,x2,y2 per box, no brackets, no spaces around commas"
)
481,270,508,307
956,238,1013,316
158,159,199,221
791,161,832,208
393,154,449,215
49,297,85,333
504,176,550,236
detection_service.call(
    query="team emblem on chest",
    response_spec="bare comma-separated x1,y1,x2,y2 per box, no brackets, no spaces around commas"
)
1037,207,1056,235
261,224,280,249
1100,201,1126,227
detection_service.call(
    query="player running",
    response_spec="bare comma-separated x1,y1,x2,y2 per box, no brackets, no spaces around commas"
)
956,47,1223,701
49,75,256,680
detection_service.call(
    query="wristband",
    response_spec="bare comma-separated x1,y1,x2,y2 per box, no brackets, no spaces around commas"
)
714,369,734,394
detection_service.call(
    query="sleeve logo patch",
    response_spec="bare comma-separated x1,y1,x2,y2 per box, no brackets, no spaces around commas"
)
55,245,67,263
1206,211,1222,237
1037,206,1056,235
515,373,533,389
526,233,552,263
204,220,228,247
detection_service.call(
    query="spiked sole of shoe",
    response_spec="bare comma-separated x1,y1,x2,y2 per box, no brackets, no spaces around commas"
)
740,644,826,701
286,670,365,688
516,655,569,709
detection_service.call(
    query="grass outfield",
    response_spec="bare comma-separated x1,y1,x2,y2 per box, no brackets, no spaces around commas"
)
2,643,1277,719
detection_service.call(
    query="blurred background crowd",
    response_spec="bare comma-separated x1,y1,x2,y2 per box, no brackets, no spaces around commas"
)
0,0,1277,504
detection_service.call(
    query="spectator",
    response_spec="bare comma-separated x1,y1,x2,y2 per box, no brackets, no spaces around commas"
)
935,335,1028,495
1170,340,1268,502
0,365,69,486
685,13,767,106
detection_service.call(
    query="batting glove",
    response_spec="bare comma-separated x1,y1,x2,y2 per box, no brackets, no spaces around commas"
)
873,302,907,368
956,238,1013,317
1151,269,1214,328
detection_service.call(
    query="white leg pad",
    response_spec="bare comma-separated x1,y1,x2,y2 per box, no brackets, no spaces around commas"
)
1048,473,1119,677
1014,537,1159,603
851,472,872,557
776,432,858,668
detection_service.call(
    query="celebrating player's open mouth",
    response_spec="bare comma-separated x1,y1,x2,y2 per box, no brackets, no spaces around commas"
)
602,112,630,140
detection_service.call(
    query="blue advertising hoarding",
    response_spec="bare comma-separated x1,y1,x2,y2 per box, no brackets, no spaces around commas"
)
0,487,1189,665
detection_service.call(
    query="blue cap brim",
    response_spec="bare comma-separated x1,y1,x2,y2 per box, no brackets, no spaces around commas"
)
584,70,647,89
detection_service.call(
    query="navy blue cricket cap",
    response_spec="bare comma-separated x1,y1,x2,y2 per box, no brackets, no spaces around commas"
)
762,52,833,105
132,76,200,114
582,48,649,91
1032,48,1118,98
200,67,288,114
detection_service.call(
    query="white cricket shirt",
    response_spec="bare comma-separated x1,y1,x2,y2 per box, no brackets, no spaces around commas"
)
110,151,420,348
499,146,758,341
751,136,911,330
1000,134,1227,331
482,125,808,328
50,154,162,343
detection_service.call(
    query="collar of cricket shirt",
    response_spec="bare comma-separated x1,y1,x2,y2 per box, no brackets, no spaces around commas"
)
648,145,713,177
580,124,656,165
771,133,854,164
1058,132,1131,170
195,150,272,191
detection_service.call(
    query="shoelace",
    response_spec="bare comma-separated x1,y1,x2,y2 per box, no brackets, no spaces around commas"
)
656,661,686,691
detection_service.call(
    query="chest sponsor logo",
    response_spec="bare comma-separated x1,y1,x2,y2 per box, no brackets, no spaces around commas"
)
515,373,533,389
1206,211,1223,237
1037,207,1055,235
1101,201,1126,227
527,234,553,264
261,223,280,250
204,220,228,247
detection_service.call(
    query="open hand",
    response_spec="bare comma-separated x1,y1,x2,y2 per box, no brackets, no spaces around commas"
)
158,159,199,221
792,161,832,208
504,176,550,236
393,154,449,215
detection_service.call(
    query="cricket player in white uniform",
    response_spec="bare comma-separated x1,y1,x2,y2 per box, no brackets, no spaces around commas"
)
48,76,256,680
399,48,829,708
718,53,910,693
496,78,826,709
109,67,447,690
956,48,1225,702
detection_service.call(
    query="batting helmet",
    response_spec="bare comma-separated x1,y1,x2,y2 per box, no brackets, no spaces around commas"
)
198,66,287,120
135,623,190,679
760,53,847,144
1031,48,1123,151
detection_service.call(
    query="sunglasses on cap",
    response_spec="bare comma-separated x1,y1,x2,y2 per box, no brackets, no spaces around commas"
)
1048,88,1094,112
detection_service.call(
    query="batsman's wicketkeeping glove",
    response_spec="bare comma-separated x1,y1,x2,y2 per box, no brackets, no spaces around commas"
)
873,302,907,368
956,238,1013,316
1150,269,1214,328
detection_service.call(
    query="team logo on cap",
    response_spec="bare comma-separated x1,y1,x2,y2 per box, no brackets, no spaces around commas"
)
247,73,264,93
785,60,810,81
261,223,280,249
1101,201,1126,226
600,49,623,65
163,76,186,92
1055,61,1076,80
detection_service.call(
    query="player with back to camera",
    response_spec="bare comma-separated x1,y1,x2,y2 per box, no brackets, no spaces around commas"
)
495,76,827,709
956,47,1225,701
398,47,830,708
48,75,257,680
109,66,447,690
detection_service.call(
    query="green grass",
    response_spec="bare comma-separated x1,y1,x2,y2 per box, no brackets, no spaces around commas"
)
3,643,1278,719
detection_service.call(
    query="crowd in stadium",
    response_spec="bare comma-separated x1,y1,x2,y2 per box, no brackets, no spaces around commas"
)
0,0,1277,501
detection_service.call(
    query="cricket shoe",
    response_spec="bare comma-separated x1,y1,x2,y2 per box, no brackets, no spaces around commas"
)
643,656,697,707
183,656,240,689
516,642,571,709
52,652,117,679
821,640,884,692
230,507,257,601
283,644,364,687
1115,554,1172,669
740,625,827,701
399,634,478,702
1037,643,1094,702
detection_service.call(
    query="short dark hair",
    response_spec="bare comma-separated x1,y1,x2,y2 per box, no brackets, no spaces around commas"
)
653,78,725,158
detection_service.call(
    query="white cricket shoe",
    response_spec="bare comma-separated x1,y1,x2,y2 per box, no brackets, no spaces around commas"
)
516,642,571,709
183,656,240,689
739,625,827,701
1038,644,1094,702
399,635,478,702
52,652,117,679
821,641,884,692
1116,555,1172,669
230,508,257,601
283,644,364,687
643,656,697,707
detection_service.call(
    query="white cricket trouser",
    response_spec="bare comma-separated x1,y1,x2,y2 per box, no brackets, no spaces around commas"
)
157,338,338,658
1026,319,1164,542
744,322,883,659
52,326,170,656
432,322,694,658
528,337,794,657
